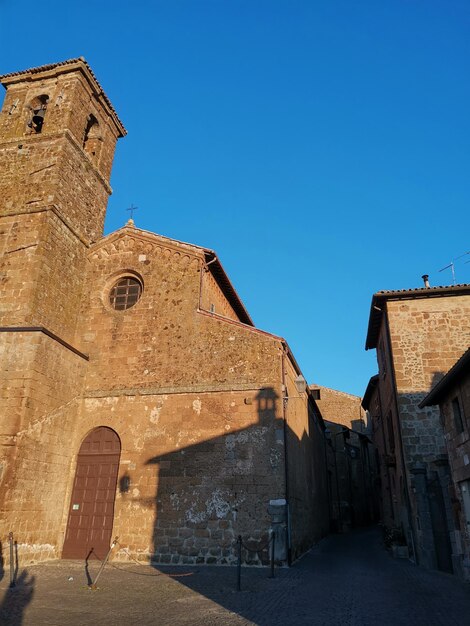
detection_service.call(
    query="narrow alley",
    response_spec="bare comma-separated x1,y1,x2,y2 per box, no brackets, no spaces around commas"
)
1,527,469,625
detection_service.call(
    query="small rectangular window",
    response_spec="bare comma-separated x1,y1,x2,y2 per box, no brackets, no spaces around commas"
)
452,397,464,433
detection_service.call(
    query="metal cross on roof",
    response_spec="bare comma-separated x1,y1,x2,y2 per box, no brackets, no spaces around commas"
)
126,204,138,220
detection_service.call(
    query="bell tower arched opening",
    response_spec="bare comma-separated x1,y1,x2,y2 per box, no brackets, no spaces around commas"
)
83,113,102,163
27,94,49,133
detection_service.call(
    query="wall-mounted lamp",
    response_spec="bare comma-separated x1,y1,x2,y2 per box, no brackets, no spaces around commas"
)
294,375,307,395
283,374,308,400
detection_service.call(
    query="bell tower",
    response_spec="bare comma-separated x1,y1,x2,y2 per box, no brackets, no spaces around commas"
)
0,60,125,552
0,58,126,242
0,58,126,336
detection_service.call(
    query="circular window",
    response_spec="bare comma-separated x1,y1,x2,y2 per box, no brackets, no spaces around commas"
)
109,276,142,311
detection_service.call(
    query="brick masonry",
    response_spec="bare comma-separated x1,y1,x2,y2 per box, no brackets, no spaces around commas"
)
0,59,329,567
316,386,366,431
422,353,470,579
366,289,470,574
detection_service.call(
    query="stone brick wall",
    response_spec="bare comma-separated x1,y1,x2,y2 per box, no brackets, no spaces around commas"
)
371,292,470,570
0,211,88,345
0,66,120,181
76,389,284,565
367,381,398,528
200,268,240,321
0,332,86,561
0,63,121,243
77,226,291,565
83,228,281,392
441,369,470,484
387,296,470,465
0,60,122,565
369,321,409,532
283,357,329,560
0,59,329,569
1,217,329,566
0,133,111,244
316,386,365,431
439,367,470,578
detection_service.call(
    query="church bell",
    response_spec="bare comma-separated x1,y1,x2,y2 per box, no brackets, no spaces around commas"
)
31,108,45,131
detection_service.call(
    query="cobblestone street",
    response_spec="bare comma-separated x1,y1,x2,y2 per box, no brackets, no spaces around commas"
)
1,527,470,625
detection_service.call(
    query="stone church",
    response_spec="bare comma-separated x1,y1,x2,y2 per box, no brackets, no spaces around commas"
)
0,59,329,566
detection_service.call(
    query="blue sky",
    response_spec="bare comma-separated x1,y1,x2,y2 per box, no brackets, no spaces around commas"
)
1,1,469,395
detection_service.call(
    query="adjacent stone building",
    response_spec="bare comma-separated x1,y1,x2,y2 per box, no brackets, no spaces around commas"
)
420,348,470,579
364,283,470,574
0,59,329,567
324,421,377,532
316,386,368,433
316,387,378,532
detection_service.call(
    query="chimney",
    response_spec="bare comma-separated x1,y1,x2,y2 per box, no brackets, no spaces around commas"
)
422,274,430,288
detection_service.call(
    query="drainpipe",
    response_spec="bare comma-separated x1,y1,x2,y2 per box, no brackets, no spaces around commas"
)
281,347,292,565
384,308,418,564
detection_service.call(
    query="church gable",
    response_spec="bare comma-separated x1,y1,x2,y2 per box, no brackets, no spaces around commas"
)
89,225,252,325
82,228,202,373
81,226,280,393
85,227,204,324
89,226,204,265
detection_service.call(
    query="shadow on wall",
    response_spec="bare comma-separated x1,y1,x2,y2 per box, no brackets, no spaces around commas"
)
404,383,454,577
145,387,285,567
122,386,329,623
120,387,328,569
325,421,379,532
0,541,35,626
350,419,366,434
377,382,456,574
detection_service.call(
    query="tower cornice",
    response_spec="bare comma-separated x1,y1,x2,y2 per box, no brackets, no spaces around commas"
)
0,57,126,138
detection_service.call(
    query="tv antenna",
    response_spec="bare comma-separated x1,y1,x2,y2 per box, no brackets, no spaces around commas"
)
439,261,456,284
438,250,470,285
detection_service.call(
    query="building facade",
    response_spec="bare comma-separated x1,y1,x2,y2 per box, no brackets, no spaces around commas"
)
324,421,377,533
364,284,470,574
0,59,329,567
316,386,368,433
316,387,378,532
420,348,470,579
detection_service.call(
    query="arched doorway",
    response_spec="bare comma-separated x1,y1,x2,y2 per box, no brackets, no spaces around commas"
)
62,427,121,559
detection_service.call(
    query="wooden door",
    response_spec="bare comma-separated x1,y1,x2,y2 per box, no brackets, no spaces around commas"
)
62,427,121,560
428,474,453,573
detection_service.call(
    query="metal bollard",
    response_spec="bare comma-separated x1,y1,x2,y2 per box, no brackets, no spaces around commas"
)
88,536,118,590
236,535,242,591
269,530,275,579
8,532,15,588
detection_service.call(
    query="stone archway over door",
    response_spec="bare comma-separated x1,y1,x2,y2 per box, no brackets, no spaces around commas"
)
62,427,121,560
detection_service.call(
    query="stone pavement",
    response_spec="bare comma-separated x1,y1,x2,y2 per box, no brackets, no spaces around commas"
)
1,527,470,625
